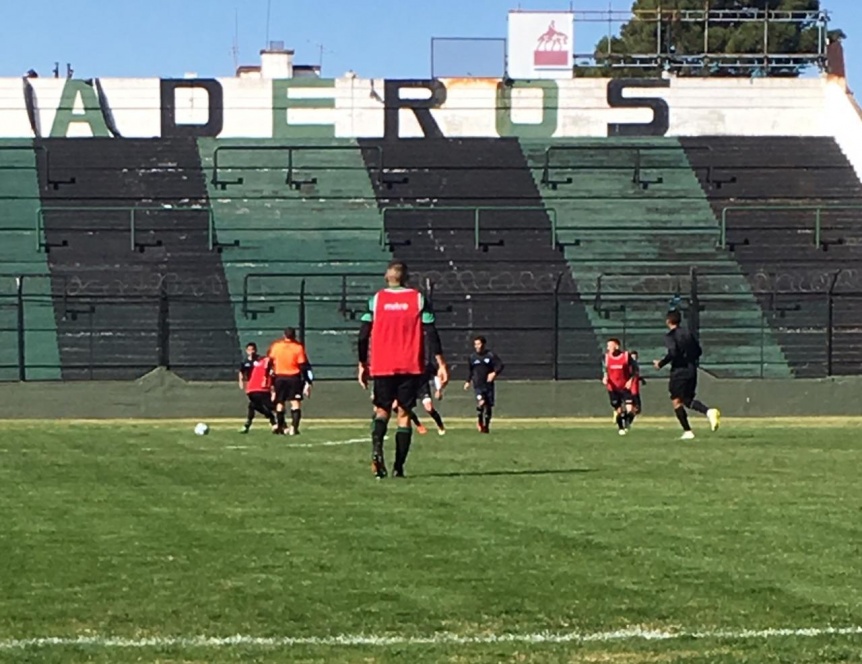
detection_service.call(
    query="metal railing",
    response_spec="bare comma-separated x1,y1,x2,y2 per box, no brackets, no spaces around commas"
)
719,204,862,249
2,267,861,381
34,206,229,252
381,206,559,250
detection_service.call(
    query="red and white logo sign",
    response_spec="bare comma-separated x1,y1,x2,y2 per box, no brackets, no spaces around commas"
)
508,11,574,79
534,21,569,67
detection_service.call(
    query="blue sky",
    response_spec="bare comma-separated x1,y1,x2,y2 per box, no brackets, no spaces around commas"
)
0,0,857,89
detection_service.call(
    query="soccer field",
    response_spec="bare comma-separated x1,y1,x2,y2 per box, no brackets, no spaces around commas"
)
1,418,860,663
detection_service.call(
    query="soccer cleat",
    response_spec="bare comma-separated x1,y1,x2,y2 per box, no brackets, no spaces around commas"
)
437,427,446,436
286,425,295,436
392,467,406,478
681,430,696,440
416,423,428,435
240,425,250,434
618,429,627,436
480,425,490,434
477,422,483,432
707,408,721,432
372,458,388,479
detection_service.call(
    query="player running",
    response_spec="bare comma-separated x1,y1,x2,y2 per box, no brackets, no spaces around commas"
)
602,338,638,435
238,342,278,434
652,310,721,440
267,327,314,436
357,260,449,479
464,336,504,434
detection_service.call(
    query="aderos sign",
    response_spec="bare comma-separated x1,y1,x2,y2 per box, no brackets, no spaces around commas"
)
8,77,671,139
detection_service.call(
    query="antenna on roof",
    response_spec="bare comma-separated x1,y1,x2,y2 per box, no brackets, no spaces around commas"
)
231,8,239,71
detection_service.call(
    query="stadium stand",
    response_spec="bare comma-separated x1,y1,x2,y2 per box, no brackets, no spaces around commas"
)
199,139,389,378
32,138,237,380
523,138,792,379
684,137,862,376
1,72,861,383
359,138,601,379
0,141,61,380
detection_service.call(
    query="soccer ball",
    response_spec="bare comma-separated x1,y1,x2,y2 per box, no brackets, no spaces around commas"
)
193,422,209,436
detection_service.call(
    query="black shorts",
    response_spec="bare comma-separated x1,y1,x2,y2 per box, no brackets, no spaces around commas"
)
608,389,632,410
416,379,432,402
373,374,423,411
246,391,272,412
473,384,495,407
669,370,697,401
274,375,304,403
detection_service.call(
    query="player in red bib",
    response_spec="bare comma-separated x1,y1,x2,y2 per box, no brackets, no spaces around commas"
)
602,338,639,435
238,342,278,434
358,261,449,479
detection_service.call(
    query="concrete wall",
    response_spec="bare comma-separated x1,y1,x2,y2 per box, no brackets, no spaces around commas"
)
1,369,860,419
824,78,862,182
0,76,830,139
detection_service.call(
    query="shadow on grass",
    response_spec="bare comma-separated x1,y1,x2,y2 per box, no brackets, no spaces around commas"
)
417,468,596,479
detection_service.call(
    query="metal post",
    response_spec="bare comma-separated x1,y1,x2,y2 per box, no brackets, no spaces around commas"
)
814,208,821,248
129,209,136,252
157,286,170,368
689,266,700,338
825,270,841,376
552,273,562,380
16,276,25,381
299,279,307,344
719,209,727,248
704,0,709,56
759,313,765,379
207,209,214,251
826,287,834,376
474,209,480,250
88,307,94,381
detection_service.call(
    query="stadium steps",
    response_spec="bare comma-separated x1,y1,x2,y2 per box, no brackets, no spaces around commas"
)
198,139,388,379
0,140,61,381
683,136,862,377
32,138,238,380
358,137,601,379
522,137,792,379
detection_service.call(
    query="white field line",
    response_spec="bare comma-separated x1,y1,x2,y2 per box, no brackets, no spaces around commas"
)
283,437,367,449
0,626,860,650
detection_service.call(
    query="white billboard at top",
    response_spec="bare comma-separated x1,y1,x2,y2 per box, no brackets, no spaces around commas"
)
507,11,574,79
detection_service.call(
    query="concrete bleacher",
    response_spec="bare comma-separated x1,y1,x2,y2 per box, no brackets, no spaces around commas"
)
31,138,238,380
684,137,862,377
521,138,792,379
359,138,601,379
198,139,389,378
0,141,61,381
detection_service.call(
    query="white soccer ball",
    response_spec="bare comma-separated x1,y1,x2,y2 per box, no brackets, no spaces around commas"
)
194,422,209,436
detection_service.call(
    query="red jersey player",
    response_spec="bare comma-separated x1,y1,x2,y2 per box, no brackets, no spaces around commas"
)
357,261,449,479
602,338,639,435
239,342,278,434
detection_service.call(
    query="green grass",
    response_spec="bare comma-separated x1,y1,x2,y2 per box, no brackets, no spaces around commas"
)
0,418,861,663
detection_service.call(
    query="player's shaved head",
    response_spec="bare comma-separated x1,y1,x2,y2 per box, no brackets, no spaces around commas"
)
666,310,682,327
385,260,408,286
283,327,297,340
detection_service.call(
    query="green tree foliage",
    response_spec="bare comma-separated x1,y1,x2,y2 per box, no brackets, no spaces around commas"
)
580,0,837,78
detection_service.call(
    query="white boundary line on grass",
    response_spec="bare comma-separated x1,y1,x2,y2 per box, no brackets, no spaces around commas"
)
284,437,367,449
1,626,860,650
